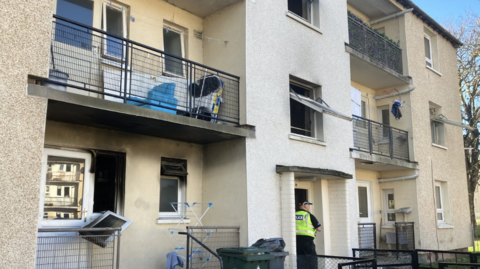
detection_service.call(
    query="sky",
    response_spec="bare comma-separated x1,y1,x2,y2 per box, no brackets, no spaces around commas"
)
411,0,480,25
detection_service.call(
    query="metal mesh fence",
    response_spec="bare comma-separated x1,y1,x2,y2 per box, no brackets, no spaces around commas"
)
36,228,120,269
186,226,240,269
395,222,415,250
417,249,475,269
50,16,240,124
317,255,367,269
439,263,480,269
338,258,377,269
353,249,415,267
358,223,376,249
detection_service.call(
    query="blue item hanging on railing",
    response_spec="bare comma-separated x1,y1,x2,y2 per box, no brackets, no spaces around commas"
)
391,100,402,120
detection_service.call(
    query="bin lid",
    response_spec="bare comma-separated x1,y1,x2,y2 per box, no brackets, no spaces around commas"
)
269,252,289,257
217,247,269,255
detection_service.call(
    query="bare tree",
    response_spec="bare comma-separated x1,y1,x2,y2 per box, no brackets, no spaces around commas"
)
447,13,480,231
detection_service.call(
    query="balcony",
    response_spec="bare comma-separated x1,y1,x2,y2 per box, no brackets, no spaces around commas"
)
351,116,417,170
347,15,411,90
29,16,252,144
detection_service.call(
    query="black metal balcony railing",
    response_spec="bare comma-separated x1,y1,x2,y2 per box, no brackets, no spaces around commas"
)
353,115,409,161
48,16,240,124
348,16,403,74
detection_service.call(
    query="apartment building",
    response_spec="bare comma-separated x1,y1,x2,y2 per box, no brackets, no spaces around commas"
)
0,0,469,268
348,0,470,251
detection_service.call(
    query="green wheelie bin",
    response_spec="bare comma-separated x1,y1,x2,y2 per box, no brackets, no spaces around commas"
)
217,247,274,269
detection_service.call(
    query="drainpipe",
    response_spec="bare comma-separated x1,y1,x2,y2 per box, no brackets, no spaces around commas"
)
377,174,419,183
370,8,414,25
374,87,415,100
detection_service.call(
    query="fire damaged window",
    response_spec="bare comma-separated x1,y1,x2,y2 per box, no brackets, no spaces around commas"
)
290,83,315,137
159,158,187,218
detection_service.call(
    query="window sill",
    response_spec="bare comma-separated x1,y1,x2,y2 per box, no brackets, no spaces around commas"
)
426,66,442,76
432,143,447,150
102,58,132,71
156,218,191,224
437,222,453,229
286,12,322,34
289,134,326,147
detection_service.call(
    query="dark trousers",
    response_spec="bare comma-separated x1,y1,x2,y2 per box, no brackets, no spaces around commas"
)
297,236,317,269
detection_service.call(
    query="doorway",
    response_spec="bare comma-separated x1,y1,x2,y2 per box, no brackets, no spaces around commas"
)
357,181,373,223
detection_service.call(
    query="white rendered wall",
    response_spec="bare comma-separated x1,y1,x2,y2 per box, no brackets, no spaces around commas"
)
244,0,357,255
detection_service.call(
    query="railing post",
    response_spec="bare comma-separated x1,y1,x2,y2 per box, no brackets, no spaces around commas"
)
116,231,121,269
368,120,373,155
186,231,190,269
373,223,377,249
123,40,130,104
413,250,419,269
389,127,394,158
384,39,388,68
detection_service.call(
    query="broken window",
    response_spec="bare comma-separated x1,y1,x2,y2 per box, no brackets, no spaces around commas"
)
290,83,315,137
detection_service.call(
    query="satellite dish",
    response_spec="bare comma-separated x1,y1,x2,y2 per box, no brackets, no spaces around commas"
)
395,207,412,222
395,207,412,214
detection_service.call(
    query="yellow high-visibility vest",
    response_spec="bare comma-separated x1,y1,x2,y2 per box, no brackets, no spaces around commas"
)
295,211,316,237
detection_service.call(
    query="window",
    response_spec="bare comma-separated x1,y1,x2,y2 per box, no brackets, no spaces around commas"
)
39,148,125,227
288,0,312,22
378,106,390,139
163,24,186,77
55,0,93,49
287,0,319,27
159,158,187,218
102,2,128,58
357,181,372,222
424,28,439,71
430,104,445,146
384,189,396,224
361,100,367,118
435,185,444,222
424,36,433,68
40,149,91,227
290,83,316,137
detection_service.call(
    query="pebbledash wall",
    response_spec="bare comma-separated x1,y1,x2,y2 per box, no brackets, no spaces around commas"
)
244,0,357,262
403,10,470,250
0,0,51,268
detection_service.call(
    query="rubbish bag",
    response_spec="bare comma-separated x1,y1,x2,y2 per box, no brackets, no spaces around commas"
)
251,238,286,252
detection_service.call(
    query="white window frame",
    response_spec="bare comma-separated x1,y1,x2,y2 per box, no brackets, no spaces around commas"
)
102,1,128,59
435,184,444,222
377,105,391,141
162,24,187,78
383,189,396,224
357,181,372,223
424,35,433,68
430,105,445,146
159,175,186,219
287,0,315,24
38,148,93,228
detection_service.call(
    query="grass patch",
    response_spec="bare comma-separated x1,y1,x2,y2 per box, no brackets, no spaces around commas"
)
468,241,480,252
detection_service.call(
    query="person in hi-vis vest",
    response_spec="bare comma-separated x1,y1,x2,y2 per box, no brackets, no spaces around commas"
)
295,201,322,269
